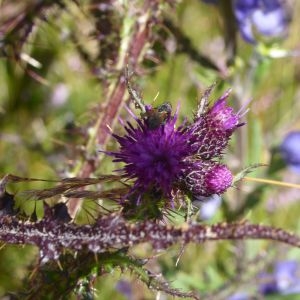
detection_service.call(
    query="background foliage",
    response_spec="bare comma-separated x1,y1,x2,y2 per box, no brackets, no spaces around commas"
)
1,0,300,299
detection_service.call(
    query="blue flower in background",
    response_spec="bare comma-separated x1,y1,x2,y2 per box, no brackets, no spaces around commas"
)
227,292,250,300
202,0,288,43
228,261,300,299
193,194,222,220
280,131,300,173
234,0,288,43
259,260,300,295
115,280,133,300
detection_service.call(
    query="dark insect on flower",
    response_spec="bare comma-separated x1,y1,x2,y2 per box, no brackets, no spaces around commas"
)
125,68,172,130
142,102,172,130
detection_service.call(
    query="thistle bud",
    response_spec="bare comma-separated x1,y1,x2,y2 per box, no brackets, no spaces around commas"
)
187,90,242,159
181,160,233,197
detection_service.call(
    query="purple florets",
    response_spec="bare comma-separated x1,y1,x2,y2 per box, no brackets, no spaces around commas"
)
108,89,243,204
206,164,233,194
208,92,239,131
110,116,190,196
186,90,242,159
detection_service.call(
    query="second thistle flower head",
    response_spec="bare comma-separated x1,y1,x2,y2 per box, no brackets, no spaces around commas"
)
186,89,243,160
208,90,240,132
108,85,244,206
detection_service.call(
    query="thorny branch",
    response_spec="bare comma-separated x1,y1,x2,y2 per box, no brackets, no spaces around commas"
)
1,213,299,262
1,177,300,299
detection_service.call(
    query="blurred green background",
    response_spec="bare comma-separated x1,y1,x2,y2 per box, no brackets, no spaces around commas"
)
1,0,300,299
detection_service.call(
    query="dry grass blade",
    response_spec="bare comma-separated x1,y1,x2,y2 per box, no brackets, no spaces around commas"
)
22,176,125,200
0,173,125,200
63,187,129,200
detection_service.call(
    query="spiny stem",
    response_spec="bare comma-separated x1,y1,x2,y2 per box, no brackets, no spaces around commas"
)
244,176,300,190
1,214,300,256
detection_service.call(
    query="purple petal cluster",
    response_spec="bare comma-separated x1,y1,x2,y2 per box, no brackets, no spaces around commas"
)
110,116,190,196
109,89,243,203
186,90,240,159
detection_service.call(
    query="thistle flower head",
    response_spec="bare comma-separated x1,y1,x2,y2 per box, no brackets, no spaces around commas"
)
187,90,242,159
110,115,191,197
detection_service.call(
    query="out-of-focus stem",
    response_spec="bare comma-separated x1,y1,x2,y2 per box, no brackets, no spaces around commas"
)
67,1,158,219
162,17,224,74
244,176,300,189
219,0,237,66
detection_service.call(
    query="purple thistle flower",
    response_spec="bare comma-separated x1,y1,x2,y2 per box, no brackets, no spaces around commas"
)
109,114,191,197
187,90,242,159
280,131,300,173
107,88,243,206
234,0,288,43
